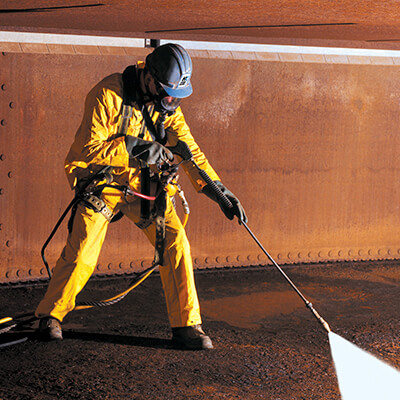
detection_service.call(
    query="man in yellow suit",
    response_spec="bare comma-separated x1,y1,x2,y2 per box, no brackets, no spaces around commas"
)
35,43,247,350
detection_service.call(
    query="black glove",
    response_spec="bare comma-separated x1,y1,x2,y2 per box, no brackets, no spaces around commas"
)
125,136,173,164
202,180,248,223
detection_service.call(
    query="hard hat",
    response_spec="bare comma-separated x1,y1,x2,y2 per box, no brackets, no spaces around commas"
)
146,43,193,99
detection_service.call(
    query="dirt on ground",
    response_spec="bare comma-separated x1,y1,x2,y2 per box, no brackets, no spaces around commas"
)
1,260,400,400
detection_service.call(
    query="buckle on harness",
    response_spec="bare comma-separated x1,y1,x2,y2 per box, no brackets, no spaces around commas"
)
82,193,114,222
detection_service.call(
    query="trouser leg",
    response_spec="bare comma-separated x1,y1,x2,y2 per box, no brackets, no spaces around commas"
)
35,204,109,322
122,196,202,328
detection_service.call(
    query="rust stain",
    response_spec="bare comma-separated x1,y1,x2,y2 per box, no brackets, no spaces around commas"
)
2,49,400,283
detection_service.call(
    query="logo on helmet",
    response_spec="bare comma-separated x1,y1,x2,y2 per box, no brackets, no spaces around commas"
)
178,74,190,88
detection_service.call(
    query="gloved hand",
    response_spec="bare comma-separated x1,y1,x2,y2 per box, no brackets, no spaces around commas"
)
202,180,248,224
125,136,173,164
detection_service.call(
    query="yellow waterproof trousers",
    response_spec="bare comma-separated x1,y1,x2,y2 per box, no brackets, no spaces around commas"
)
35,190,202,328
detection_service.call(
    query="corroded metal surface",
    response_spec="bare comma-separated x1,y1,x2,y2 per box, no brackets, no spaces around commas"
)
3,1,400,50
1,49,400,283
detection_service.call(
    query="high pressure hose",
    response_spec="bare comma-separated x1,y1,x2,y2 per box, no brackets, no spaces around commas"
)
1,139,331,345
0,159,191,343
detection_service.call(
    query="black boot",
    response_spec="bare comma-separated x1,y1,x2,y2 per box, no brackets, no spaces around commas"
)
172,324,213,350
37,317,63,341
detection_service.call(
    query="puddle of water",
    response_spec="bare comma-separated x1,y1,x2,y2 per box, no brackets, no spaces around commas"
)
201,290,307,329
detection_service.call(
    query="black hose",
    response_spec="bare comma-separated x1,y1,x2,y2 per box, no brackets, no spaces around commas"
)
41,165,112,278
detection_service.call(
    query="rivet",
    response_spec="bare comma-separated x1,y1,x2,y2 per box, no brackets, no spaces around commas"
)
236,255,241,261
5,271,10,278
0,188,3,195
28,269,33,276
277,253,282,259
6,240,11,247
2,52,6,56
9,101,15,109
1,84,6,91
130,261,136,268
0,154,4,160
107,263,113,270
204,257,209,264
247,254,252,261
7,171,12,178
141,260,147,267
1,119,6,126
118,262,124,269
96,264,101,271
40,268,45,275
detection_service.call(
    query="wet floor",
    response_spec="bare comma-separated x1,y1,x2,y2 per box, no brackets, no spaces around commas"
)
201,290,312,329
1,261,399,399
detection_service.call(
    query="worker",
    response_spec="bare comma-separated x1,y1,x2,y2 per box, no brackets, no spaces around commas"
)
35,43,247,350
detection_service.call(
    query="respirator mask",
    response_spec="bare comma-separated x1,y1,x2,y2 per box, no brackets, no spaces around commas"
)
153,80,182,114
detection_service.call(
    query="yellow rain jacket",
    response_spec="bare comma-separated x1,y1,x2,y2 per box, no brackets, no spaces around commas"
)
65,65,219,193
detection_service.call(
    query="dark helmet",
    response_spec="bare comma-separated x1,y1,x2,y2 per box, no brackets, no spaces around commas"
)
146,43,193,98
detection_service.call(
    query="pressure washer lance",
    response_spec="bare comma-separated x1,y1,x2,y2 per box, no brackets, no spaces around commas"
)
168,140,331,334
241,222,331,333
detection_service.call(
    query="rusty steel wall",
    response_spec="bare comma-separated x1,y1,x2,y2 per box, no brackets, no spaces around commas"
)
1,48,400,283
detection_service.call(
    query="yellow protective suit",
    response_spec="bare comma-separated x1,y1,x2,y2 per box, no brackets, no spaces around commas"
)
35,63,220,328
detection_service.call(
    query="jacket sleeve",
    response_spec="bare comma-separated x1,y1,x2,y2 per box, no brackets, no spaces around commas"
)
165,107,220,192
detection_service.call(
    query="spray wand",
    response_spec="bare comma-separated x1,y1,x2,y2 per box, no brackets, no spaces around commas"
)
241,222,331,333
168,140,331,334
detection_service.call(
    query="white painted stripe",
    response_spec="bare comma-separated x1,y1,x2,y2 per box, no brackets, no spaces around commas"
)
1,30,400,58
164,39,400,58
0,31,144,47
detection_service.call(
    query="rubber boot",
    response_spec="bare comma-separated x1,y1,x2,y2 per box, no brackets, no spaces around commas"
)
172,324,213,350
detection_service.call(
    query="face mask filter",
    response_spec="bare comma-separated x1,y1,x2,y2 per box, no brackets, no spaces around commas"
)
159,95,181,112
152,81,181,114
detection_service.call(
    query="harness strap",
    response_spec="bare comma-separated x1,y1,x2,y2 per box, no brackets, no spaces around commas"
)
120,65,167,265
81,193,114,222
117,104,133,137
